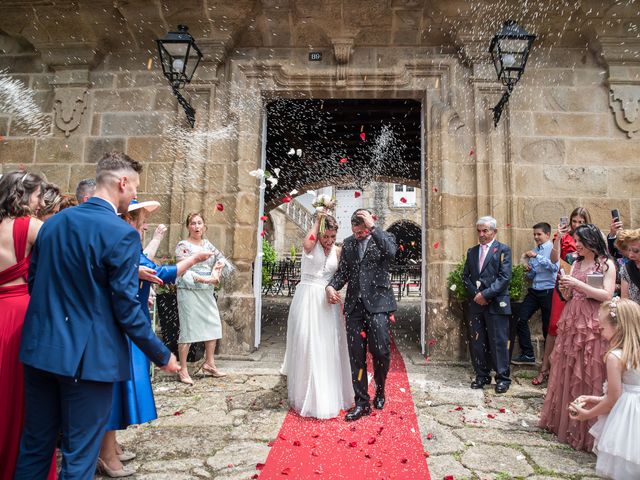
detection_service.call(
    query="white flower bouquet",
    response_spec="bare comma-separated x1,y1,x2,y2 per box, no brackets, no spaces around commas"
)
311,194,336,234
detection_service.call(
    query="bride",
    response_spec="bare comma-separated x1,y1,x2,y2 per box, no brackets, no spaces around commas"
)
281,213,354,419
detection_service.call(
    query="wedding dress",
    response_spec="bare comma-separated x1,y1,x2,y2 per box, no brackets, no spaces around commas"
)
281,241,354,419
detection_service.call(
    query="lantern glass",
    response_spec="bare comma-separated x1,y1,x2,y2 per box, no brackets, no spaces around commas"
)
156,25,202,88
489,21,535,88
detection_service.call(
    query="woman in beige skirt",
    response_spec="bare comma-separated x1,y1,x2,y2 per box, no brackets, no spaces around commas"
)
175,212,226,385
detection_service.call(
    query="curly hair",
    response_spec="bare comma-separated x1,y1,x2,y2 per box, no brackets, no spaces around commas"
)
185,211,206,228
0,171,45,221
615,228,640,251
58,194,79,212
38,182,63,219
574,224,611,272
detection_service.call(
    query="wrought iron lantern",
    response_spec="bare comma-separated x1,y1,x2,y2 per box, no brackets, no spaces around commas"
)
156,25,203,128
488,20,536,126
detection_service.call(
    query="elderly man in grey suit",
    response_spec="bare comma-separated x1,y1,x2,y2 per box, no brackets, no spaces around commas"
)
326,209,397,421
463,216,513,394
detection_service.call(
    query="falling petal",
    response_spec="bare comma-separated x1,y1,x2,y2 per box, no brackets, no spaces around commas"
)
287,148,295,155
360,132,366,141
354,191,361,198
296,148,302,157
216,203,224,212
339,157,348,164
400,197,407,203
433,242,440,249
260,215,268,221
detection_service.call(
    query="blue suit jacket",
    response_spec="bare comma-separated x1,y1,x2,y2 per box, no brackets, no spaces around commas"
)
20,197,171,382
462,240,513,315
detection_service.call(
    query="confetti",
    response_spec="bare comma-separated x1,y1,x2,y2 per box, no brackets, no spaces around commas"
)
444,476,455,480
375,460,383,467
256,463,265,470
367,437,376,445
278,433,287,440
173,410,184,416
401,458,408,464
339,157,348,164
357,369,363,381
354,191,361,198
296,148,302,157
400,197,407,203
293,440,301,446
227,464,233,468
454,406,463,411
290,189,298,195
308,234,316,241
360,331,366,339
469,149,475,156
146,57,153,70
360,132,366,141
260,215,268,221
216,203,224,211
260,231,265,238
281,467,291,475
499,408,507,413
287,148,295,155
282,195,292,203
249,169,265,178
428,338,437,347
314,467,323,474
487,414,496,419
311,450,319,457
433,242,440,249
348,441,357,448
432,187,438,192
399,245,405,251
399,387,406,393
389,313,395,323
424,451,430,458
426,433,433,440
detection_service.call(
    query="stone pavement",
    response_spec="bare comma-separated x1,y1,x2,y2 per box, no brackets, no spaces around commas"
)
100,298,601,479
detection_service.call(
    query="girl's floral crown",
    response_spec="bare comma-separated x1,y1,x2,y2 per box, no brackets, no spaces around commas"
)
609,296,620,318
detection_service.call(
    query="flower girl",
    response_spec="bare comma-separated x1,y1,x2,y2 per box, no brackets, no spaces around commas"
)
570,297,640,479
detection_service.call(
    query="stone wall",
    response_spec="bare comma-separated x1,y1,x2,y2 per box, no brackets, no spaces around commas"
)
1,0,639,358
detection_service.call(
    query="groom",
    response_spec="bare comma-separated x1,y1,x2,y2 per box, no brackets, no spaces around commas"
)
326,209,397,421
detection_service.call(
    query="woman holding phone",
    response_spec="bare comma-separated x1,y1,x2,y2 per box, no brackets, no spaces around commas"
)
539,224,616,451
532,207,590,386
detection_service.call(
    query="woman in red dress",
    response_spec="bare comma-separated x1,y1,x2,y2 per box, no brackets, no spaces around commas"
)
0,171,56,480
532,207,590,385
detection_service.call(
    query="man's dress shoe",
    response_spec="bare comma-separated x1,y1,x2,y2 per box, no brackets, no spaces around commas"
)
470,378,491,389
373,395,385,410
345,404,371,422
495,382,509,394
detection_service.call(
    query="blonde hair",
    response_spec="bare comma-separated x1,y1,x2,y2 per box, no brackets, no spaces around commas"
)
615,228,640,251
600,298,640,370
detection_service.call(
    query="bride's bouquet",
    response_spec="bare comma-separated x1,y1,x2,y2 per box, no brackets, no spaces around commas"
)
311,194,336,235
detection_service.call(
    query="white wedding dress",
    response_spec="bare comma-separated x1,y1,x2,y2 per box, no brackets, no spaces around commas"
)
281,241,354,419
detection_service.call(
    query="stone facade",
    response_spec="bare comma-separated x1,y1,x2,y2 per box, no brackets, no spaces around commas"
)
1,0,639,358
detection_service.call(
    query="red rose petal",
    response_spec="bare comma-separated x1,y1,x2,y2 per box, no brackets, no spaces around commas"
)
432,186,438,192
454,406,463,411
282,195,292,203
425,356,430,363
260,215,268,221
469,149,475,156
360,331,366,339
293,440,301,446
487,414,496,419
433,241,440,249
251,475,259,479
367,437,376,445
499,407,506,413
399,244,405,251
375,460,383,467
173,410,184,416
389,313,395,323
339,157,348,164
360,132,366,141
311,433,320,438
426,433,433,440
227,464,233,468
339,409,346,416
268,440,275,447
354,191,361,198
444,476,455,480
279,433,287,440
400,197,407,203
281,467,291,475
424,451,430,458
428,338,437,347
348,441,358,448
314,468,323,474
260,231,265,238
309,234,316,241
311,450,319,457
372,215,378,221
401,458,408,464
377,426,384,435
256,463,265,470
216,203,224,211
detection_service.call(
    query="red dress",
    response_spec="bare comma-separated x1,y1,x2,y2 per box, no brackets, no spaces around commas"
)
0,217,56,480
548,233,577,336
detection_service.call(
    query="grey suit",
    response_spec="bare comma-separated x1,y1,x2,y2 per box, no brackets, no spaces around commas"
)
462,240,513,384
328,226,397,406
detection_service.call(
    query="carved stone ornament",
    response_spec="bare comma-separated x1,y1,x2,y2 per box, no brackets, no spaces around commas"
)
609,84,640,138
332,37,354,85
53,88,88,137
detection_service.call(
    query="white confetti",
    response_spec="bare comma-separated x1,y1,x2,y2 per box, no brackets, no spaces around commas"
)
399,387,406,393
449,284,457,291
287,148,295,155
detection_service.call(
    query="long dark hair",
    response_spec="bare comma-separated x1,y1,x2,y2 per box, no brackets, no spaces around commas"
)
0,171,45,221
574,224,611,272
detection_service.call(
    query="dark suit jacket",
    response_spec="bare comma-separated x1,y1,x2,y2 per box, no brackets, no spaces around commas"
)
328,226,397,315
462,240,513,315
20,197,170,382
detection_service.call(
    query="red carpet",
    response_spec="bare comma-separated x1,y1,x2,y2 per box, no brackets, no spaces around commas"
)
258,340,430,479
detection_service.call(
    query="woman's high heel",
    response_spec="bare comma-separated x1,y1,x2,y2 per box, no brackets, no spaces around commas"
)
96,458,134,478
200,362,227,378
532,371,549,386
178,370,194,385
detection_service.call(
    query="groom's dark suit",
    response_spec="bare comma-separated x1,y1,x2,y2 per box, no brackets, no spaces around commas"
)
328,226,397,407
463,240,512,385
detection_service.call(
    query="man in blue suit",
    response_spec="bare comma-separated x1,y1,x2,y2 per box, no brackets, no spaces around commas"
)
463,216,513,394
15,152,180,479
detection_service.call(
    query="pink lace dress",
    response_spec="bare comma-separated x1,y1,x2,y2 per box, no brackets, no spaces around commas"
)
539,260,609,451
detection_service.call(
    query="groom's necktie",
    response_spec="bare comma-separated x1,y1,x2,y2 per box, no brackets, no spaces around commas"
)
358,238,368,260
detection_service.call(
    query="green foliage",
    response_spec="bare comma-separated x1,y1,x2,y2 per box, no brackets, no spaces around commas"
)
447,256,528,303
289,244,297,260
262,239,278,286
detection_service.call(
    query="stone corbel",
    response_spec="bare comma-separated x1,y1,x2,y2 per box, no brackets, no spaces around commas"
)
596,37,640,138
332,37,354,86
609,84,640,138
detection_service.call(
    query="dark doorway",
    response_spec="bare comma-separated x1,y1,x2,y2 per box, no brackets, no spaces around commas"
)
387,220,422,265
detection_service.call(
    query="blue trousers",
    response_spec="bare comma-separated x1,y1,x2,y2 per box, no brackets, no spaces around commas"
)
14,366,114,480
467,308,511,384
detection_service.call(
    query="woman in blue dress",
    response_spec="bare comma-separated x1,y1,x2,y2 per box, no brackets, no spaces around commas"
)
96,200,213,477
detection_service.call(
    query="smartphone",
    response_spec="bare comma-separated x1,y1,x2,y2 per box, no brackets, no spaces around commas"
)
559,216,568,227
611,209,620,221
559,268,566,277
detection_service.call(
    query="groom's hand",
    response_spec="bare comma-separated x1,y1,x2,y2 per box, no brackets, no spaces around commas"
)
356,210,375,229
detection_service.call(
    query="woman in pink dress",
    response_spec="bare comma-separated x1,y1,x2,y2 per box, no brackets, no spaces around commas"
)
0,171,55,480
539,224,616,451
